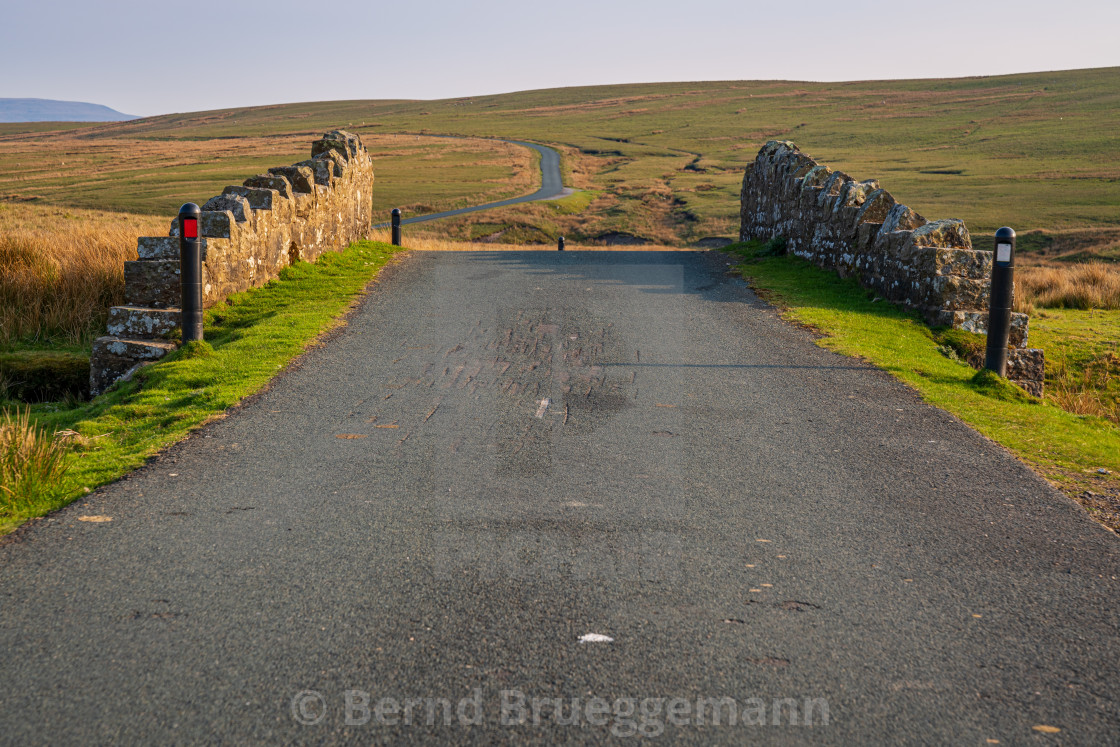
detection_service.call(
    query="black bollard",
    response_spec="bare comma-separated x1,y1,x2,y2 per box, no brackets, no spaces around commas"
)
178,203,204,343
558,236,565,252
391,208,402,247
984,227,1016,377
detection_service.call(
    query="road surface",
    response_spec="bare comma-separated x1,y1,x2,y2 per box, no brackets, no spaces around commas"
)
373,139,568,228
1,250,1117,743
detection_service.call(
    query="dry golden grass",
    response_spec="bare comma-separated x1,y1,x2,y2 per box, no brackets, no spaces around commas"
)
0,406,72,518
1017,262,1120,310
369,228,694,252
1045,351,1120,425
0,203,166,345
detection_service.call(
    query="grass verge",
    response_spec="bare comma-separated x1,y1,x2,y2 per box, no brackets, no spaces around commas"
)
1,239,403,534
723,240,1120,532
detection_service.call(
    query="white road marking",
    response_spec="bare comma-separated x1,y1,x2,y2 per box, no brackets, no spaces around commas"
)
579,633,614,643
536,398,551,418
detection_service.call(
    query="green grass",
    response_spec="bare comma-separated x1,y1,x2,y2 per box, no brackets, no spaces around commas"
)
1,239,403,533
547,189,602,215
723,240,1120,529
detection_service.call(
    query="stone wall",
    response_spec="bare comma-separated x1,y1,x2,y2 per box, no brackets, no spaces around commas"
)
90,130,373,394
740,140,1044,395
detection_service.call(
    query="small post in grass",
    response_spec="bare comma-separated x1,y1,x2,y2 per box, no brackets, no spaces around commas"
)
391,208,402,247
178,203,204,343
558,236,565,252
984,226,1016,377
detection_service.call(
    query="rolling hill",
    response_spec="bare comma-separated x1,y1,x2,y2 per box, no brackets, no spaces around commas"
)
2,68,1118,254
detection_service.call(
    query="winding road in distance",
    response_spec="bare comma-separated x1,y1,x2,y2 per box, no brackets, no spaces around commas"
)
373,138,568,228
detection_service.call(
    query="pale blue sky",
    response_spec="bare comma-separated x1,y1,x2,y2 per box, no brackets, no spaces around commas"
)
2,0,1117,116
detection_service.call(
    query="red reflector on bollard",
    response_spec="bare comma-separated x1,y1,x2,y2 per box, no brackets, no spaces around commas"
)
183,218,198,238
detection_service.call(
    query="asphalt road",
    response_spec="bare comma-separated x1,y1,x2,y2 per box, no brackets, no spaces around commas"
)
373,139,567,229
1,250,1118,744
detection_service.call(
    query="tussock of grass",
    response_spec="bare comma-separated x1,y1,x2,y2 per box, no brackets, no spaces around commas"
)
1018,263,1120,310
935,327,987,365
3,239,402,532
725,240,1120,528
548,189,601,215
178,340,214,359
0,406,72,516
968,368,1037,403
1047,353,1119,423
1029,309,1120,426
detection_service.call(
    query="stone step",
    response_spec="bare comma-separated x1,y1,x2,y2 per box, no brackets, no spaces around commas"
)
929,309,1029,348
137,236,225,260
89,336,179,395
106,306,180,338
124,260,180,307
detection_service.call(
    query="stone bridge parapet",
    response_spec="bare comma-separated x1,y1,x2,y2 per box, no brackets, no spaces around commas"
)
90,130,373,394
740,140,1043,395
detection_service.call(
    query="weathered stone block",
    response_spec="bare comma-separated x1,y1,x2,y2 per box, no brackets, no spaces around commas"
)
295,158,334,187
906,218,972,251
919,275,990,311
880,203,926,234
89,336,177,395
819,172,853,202
124,260,180,307
222,185,280,211
1010,312,1029,348
268,165,315,193
908,247,993,279
311,129,362,161
137,236,182,260
244,174,294,200
201,211,235,238
879,230,912,258
106,306,181,338
312,135,351,161
201,193,251,221
854,189,895,226
855,221,881,252
801,165,833,189
1007,348,1045,397
314,148,347,177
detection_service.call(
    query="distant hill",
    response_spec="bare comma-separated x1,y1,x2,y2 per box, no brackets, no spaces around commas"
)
0,98,138,123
